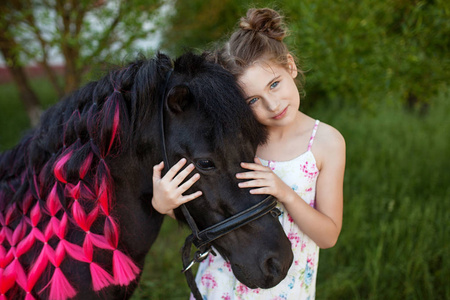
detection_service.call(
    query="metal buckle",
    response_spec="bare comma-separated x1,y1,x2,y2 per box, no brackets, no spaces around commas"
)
181,248,212,273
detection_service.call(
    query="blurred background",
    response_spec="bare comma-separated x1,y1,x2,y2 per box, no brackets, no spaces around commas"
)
0,0,448,299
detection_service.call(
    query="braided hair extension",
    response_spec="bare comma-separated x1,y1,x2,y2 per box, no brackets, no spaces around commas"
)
0,56,170,299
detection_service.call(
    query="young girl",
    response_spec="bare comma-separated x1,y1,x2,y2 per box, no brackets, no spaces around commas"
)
152,8,345,299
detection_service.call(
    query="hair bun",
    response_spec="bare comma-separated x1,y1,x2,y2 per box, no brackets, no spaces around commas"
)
239,8,287,41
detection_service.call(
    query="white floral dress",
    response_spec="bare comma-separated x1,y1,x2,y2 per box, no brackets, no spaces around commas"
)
191,120,321,300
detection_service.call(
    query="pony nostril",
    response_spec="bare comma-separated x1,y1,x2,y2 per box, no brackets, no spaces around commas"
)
261,256,283,279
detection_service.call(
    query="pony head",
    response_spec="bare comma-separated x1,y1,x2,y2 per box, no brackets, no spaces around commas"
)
0,52,292,299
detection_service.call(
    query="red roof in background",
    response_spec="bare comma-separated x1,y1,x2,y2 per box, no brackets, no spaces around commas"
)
0,65,65,84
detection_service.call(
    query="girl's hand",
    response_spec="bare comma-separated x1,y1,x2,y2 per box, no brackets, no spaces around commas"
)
236,157,295,204
151,158,202,218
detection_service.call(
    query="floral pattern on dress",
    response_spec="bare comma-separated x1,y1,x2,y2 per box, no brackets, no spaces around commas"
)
192,120,321,300
201,272,218,289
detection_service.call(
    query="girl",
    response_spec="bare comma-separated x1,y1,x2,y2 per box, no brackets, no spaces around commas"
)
152,8,346,299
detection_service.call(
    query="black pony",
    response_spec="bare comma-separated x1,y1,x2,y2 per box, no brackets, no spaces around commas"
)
0,53,293,299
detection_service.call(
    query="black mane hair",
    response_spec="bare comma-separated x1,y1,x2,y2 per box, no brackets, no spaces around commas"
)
171,52,267,149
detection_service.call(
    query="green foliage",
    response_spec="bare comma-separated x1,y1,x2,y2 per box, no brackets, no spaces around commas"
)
310,85,450,299
160,0,248,55
286,0,450,108
161,0,449,108
0,79,58,151
160,0,288,55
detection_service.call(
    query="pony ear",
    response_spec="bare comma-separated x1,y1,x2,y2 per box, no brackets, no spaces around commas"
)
166,84,193,113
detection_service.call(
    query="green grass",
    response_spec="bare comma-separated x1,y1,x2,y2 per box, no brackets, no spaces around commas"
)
1,81,449,299
131,219,193,300
309,87,450,300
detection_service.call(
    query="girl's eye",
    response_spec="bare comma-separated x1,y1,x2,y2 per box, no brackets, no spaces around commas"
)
270,81,279,89
195,159,216,170
248,97,258,105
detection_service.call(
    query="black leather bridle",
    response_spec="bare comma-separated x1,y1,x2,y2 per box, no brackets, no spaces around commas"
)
159,70,281,299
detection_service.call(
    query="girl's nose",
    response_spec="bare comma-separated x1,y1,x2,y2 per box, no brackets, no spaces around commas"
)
265,96,280,112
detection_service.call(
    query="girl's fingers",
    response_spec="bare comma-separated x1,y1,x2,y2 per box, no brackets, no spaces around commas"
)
236,171,267,180
248,187,269,195
172,163,196,186
240,162,259,169
240,161,269,171
152,161,164,181
164,158,187,180
180,191,203,204
178,173,201,192
238,179,267,188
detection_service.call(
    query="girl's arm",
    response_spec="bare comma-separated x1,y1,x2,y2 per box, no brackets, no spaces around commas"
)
151,158,202,218
237,128,345,249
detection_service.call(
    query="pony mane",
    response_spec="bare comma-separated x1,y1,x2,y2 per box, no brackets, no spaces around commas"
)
0,53,172,299
173,52,267,149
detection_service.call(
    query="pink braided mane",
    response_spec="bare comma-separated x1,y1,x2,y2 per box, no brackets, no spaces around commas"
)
0,76,140,299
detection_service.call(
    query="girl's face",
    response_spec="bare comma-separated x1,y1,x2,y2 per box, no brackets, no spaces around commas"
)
238,57,299,129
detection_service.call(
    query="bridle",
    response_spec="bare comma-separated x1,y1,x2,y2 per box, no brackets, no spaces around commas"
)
159,70,281,299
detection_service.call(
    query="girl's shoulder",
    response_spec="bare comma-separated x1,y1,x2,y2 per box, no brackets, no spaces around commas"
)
315,121,345,145
312,121,346,170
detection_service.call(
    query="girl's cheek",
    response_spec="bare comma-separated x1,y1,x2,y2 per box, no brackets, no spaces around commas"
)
252,108,266,122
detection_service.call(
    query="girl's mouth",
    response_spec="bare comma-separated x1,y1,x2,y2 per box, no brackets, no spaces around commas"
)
273,107,288,120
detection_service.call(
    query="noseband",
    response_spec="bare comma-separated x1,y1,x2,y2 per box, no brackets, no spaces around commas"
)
159,70,281,299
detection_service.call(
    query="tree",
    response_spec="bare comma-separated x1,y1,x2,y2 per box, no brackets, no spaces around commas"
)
0,0,165,126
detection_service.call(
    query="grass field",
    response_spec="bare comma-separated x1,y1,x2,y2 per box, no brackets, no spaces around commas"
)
1,80,448,299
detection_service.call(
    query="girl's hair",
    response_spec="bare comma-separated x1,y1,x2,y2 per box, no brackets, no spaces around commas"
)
213,8,302,82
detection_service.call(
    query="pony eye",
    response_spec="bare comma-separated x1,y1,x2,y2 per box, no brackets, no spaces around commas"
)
195,159,215,170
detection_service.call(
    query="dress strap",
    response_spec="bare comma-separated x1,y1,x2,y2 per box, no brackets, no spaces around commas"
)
307,120,320,151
